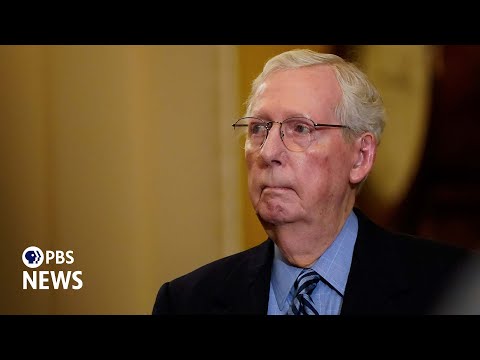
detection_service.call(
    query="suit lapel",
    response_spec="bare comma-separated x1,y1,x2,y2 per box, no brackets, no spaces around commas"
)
211,239,274,314
341,209,410,314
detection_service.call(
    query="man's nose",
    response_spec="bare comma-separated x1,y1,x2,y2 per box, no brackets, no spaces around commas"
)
259,122,285,162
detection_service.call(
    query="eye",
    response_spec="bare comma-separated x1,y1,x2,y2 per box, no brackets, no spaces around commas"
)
293,123,311,134
286,118,314,135
249,121,268,136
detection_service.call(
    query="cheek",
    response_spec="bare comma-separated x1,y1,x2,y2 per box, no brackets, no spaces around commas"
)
301,151,349,190
303,156,330,186
245,151,254,169
245,151,256,177
245,152,260,193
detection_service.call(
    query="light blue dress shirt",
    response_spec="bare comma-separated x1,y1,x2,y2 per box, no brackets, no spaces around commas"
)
267,211,358,315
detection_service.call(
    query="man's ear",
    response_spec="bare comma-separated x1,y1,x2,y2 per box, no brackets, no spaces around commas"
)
350,133,376,185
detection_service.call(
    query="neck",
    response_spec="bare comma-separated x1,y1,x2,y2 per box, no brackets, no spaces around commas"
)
263,204,354,268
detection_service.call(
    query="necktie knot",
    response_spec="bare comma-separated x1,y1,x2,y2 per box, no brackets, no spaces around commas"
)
288,268,321,315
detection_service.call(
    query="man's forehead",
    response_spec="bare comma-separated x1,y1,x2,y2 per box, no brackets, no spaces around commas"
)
250,68,340,117
256,67,338,96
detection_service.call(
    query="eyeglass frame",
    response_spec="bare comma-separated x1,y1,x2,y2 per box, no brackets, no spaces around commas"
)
231,116,352,152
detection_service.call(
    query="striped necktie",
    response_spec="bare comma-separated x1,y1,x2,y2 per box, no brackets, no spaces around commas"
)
287,268,321,315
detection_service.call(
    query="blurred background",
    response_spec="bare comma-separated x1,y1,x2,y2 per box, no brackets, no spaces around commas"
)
1,45,479,314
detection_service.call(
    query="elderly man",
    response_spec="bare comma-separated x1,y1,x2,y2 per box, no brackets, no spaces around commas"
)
152,49,478,315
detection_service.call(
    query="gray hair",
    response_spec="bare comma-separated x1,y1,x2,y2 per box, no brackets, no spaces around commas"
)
245,49,386,144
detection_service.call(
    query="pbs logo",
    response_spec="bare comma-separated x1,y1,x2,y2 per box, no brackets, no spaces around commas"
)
22,245,82,290
22,246,44,268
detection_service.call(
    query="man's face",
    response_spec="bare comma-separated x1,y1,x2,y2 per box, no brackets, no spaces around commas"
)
246,65,357,227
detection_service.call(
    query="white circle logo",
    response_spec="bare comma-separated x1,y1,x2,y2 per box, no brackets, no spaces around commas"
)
22,246,44,268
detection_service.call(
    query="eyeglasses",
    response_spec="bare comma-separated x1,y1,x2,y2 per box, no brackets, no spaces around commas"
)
231,116,351,152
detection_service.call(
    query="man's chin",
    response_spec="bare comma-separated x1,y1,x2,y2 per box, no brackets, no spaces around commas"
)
256,209,294,227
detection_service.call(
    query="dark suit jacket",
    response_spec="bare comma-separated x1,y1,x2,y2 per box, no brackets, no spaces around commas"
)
152,208,479,315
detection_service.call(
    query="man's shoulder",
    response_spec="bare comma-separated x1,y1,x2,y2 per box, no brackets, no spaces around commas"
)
170,239,273,286
347,207,480,314
353,206,477,266
153,239,273,314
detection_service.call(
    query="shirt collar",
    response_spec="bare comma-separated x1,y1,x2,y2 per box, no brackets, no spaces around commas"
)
270,211,358,310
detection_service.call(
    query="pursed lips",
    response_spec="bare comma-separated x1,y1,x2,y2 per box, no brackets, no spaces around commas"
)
261,184,294,192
